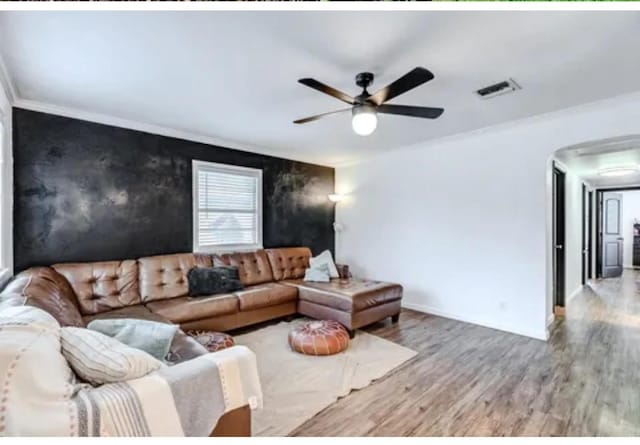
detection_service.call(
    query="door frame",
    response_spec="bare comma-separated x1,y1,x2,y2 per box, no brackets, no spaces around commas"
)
552,164,566,311
596,186,640,278
587,190,594,280
582,184,587,285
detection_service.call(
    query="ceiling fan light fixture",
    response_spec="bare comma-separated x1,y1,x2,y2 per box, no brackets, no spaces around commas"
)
352,104,377,136
598,166,639,177
295,68,442,131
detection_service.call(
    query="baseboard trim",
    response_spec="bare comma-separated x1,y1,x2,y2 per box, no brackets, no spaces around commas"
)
546,312,556,337
401,302,548,341
566,285,583,305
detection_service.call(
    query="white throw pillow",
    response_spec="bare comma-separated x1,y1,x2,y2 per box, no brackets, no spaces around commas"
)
309,250,339,278
60,327,164,385
0,307,78,436
304,262,331,283
0,305,60,331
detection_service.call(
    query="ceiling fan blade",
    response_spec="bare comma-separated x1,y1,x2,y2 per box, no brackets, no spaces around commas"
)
298,78,354,105
368,67,435,105
377,104,444,119
293,108,351,124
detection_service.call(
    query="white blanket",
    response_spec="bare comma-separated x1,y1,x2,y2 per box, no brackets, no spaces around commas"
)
0,306,262,437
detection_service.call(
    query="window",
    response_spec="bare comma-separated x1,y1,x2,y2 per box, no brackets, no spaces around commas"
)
193,160,262,252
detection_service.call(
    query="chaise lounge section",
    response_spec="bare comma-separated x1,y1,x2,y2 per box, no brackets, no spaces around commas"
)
285,278,403,332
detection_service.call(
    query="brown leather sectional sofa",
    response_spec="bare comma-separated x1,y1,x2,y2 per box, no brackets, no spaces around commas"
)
0,246,403,435
0,246,402,336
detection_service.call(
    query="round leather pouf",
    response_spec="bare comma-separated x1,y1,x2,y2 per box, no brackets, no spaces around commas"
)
288,320,350,356
188,331,235,353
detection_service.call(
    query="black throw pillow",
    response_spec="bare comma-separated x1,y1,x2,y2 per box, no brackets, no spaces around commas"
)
187,266,244,297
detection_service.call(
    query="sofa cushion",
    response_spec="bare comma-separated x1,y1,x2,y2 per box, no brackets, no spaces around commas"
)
309,250,339,278
138,253,212,302
282,278,402,313
0,306,77,436
165,329,209,365
145,293,239,324
265,247,312,281
87,318,179,361
303,262,331,283
60,327,164,385
81,303,165,324
53,260,140,315
0,267,85,327
82,304,208,364
234,283,298,311
213,250,274,286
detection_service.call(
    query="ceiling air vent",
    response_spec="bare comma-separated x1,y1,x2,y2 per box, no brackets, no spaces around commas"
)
475,78,521,99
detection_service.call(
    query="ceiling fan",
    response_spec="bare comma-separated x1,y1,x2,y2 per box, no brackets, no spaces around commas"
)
294,67,444,136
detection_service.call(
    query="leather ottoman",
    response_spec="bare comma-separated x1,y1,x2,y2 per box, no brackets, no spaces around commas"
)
283,278,402,336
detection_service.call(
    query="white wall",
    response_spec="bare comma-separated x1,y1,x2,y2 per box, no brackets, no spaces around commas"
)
336,91,640,341
0,69,12,281
562,166,588,304
621,190,640,268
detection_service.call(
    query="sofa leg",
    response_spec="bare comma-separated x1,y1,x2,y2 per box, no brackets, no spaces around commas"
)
391,313,400,324
348,329,356,339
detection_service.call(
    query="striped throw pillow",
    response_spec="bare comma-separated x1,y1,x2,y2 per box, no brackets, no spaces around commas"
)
60,327,164,385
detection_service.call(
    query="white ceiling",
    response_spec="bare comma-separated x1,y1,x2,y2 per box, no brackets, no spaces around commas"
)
556,136,640,188
1,11,640,167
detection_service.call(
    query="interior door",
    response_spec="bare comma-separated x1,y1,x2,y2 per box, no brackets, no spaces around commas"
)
602,192,623,278
553,167,566,308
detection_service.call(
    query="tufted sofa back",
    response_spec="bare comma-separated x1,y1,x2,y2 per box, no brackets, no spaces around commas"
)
1,247,317,326
213,250,274,286
52,260,140,315
265,247,312,281
138,253,212,302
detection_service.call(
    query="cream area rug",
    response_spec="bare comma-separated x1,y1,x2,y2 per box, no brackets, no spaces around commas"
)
234,319,417,436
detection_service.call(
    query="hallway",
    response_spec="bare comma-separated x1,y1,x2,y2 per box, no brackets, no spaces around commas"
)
294,270,640,436
550,270,640,435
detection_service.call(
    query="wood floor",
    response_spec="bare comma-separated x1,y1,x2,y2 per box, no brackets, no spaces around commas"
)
291,271,640,436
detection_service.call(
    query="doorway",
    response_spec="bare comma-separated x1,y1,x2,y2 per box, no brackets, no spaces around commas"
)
596,187,640,278
552,165,566,312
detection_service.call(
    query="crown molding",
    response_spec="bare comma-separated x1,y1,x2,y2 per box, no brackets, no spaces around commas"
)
13,98,332,167
335,89,640,169
3,41,329,166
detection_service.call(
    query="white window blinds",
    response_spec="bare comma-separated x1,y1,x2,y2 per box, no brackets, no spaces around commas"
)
193,161,262,252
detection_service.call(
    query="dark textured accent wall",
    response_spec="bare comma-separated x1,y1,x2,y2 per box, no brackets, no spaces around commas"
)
12,108,334,271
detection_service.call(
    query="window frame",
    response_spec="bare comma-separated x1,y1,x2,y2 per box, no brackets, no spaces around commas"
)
192,160,263,254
